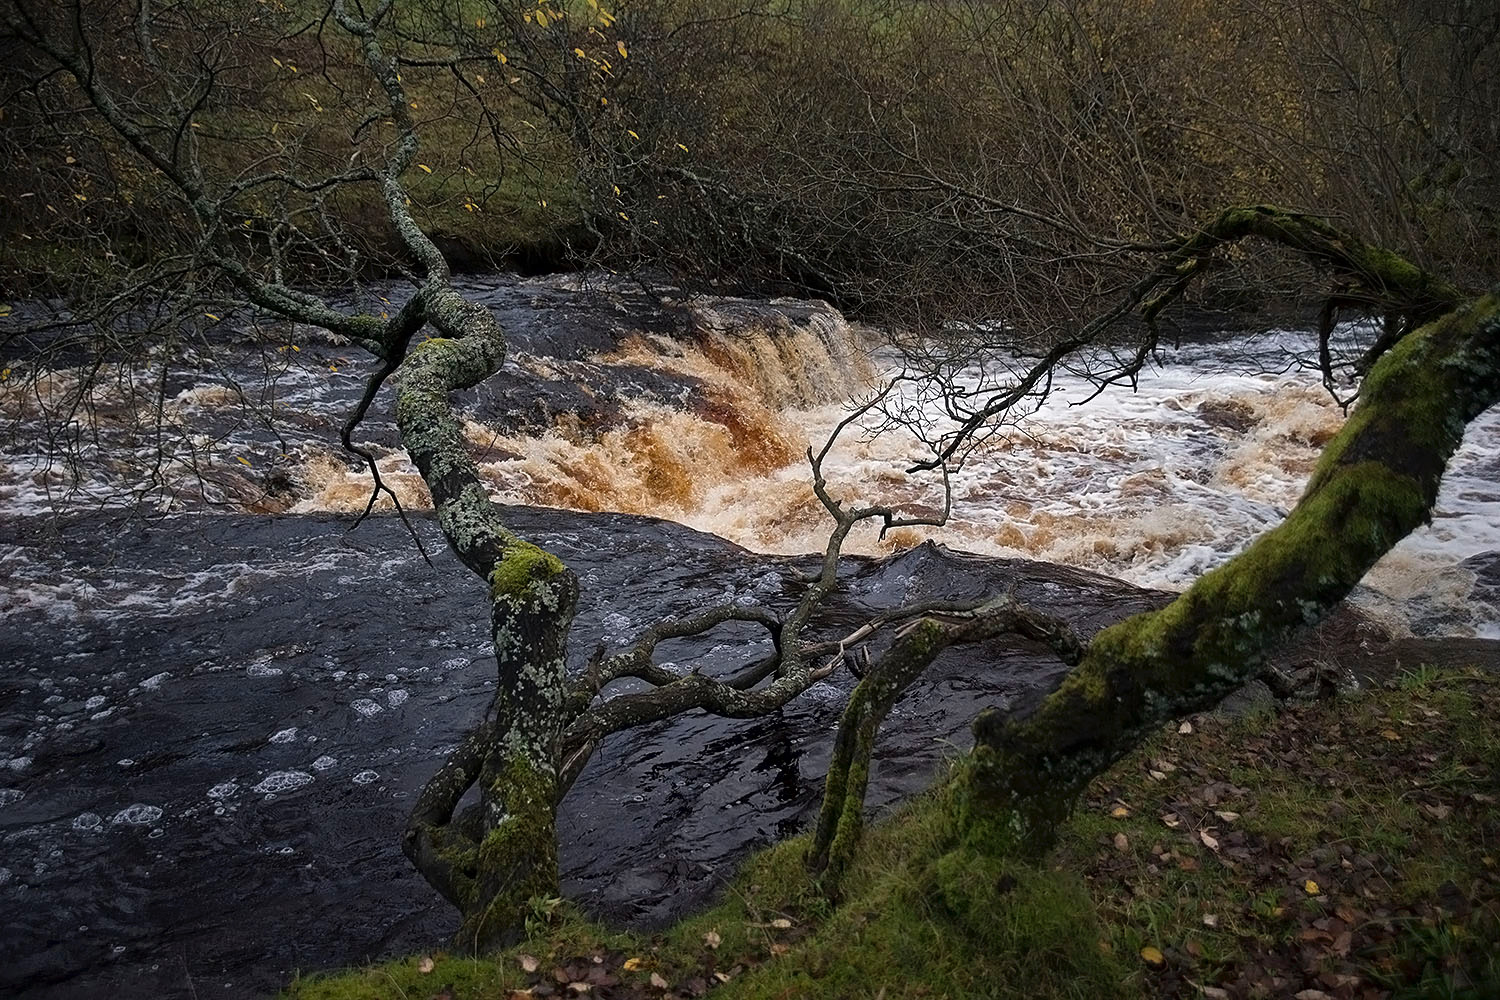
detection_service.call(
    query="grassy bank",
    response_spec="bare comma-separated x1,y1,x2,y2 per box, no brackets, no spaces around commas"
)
287,665,1500,1000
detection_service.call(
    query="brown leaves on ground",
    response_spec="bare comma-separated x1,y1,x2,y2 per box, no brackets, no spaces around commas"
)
458,912,805,1000
1074,669,1500,999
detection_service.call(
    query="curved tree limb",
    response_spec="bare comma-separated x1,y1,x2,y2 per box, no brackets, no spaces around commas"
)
959,286,1499,857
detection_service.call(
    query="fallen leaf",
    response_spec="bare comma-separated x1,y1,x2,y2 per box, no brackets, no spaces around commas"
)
1149,769,1168,781
770,943,789,955
1213,810,1240,822
1110,805,1130,818
1161,812,1182,829
1178,721,1194,734
1202,914,1218,928
1200,830,1220,851
649,972,669,989
519,954,540,973
1140,945,1166,968
1295,991,1332,1000
418,956,435,974
1304,879,1320,895
566,983,590,995
1114,832,1130,852
703,930,721,950
713,972,731,983
1422,803,1452,820
622,957,644,971
769,917,793,929
1381,729,1401,741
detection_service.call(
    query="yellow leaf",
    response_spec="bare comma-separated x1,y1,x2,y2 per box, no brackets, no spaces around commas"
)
0,304,11,316
419,164,432,173
242,219,253,228
627,129,639,140
1140,945,1165,968
1304,879,1320,895
1110,805,1130,818
676,143,688,152
74,193,87,202
1381,729,1400,741
236,456,252,467
535,8,547,27
613,185,621,195
272,57,283,67
204,312,220,322
475,17,485,27
622,957,644,971
618,211,629,220
616,39,628,59
493,49,508,64
770,917,792,929
574,48,587,59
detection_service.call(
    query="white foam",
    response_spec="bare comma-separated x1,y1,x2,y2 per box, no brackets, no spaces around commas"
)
0,788,24,808
350,698,382,717
352,770,379,785
72,812,103,832
111,804,162,826
251,771,313,795
246,659,283,678
311,755,337,771
140,672,171,691
268,728,298,744
207,781,239,800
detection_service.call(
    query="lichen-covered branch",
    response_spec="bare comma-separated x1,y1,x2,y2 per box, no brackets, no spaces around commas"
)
912,205,1465,471
958,289,1500,857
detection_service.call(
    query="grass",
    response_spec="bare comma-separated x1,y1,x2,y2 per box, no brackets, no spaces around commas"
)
286,665,1500,1000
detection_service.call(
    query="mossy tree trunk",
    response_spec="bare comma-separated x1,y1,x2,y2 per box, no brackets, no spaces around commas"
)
951,216,1497,857
812,208,1496,871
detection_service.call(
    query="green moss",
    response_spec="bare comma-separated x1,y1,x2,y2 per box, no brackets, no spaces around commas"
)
487,541,566,602
458,754,560,952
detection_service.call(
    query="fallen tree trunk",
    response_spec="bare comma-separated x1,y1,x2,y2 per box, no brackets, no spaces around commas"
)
958,287,1500,855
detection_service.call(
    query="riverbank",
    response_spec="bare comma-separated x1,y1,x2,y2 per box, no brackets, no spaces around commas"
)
288,663,1500,1000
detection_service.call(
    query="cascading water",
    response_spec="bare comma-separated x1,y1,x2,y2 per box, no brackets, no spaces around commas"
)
1,273,1496,999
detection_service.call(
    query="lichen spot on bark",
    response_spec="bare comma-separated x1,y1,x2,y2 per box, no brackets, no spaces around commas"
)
488,541,567,602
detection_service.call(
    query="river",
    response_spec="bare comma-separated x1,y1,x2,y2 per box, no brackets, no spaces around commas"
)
1,274,1496,998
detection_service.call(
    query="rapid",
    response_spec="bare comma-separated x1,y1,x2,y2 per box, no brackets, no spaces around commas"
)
1,274,1496,998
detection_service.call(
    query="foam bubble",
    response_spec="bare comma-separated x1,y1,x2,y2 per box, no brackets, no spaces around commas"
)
350,698,382,717
0,789,24,808
207,781,239,800
268,728,298,744
140,672,171,691
352,770,379,785
252,771,313,795
111,804,162,826
246,659,283,678
311,755,337,771
386,689,408,708
72,812,103,832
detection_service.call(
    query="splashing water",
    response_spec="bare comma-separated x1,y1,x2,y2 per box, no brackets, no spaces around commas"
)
3,276,1496,636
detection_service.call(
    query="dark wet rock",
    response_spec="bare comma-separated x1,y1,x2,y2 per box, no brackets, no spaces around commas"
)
1196,398,1258,433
